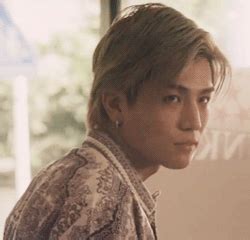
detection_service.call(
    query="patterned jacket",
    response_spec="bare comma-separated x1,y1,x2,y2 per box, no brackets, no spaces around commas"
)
4,130,159,239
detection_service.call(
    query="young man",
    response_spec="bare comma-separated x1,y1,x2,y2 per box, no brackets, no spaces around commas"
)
4,3,230,239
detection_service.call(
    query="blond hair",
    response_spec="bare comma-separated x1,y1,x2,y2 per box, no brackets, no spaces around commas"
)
87,3,230,130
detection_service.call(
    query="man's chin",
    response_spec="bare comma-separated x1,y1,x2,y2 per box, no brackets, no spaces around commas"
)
162,156,192,169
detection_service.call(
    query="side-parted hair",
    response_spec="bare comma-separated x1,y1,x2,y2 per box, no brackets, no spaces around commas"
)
87,3,230,130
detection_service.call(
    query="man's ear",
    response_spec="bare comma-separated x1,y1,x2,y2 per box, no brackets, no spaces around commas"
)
101,90,127,123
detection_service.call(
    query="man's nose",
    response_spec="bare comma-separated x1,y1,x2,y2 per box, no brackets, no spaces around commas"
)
179,102,202,131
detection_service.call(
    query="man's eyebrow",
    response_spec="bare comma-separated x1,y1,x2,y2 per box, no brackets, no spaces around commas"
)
165,84,215,94
200,87,215,94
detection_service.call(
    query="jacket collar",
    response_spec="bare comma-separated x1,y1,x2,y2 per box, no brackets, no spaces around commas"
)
85,130,157,218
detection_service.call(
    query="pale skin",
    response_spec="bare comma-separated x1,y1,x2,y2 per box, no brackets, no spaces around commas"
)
102,58,214,181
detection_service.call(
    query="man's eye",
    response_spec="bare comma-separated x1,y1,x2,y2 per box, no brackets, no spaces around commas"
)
163,95,180,103
199,96,211,104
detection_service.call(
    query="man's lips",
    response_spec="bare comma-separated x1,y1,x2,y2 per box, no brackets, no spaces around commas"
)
174,141,198,147
174,141,199,153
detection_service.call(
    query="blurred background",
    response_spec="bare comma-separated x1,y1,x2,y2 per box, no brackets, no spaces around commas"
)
0,0,249,239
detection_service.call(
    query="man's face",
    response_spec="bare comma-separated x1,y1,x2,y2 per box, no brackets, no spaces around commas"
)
120,59,214,170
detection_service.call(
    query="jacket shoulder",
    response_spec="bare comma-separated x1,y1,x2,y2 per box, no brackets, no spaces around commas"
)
4,145,131,239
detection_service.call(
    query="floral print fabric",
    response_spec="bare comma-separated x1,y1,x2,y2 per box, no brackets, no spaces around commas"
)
4,130,158,239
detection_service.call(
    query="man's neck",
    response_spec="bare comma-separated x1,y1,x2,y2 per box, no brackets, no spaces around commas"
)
101,127,160,181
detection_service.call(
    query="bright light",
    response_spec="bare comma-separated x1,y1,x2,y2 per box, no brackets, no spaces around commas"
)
6,0,99,44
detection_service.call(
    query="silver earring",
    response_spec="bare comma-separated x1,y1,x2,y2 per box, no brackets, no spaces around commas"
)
115,120,120,129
